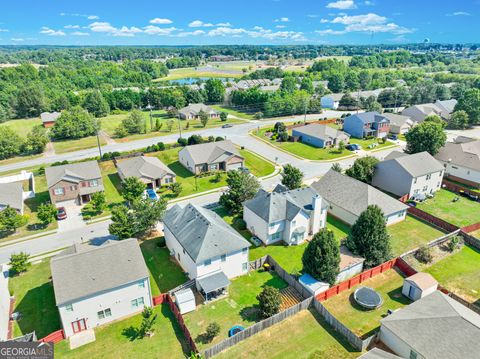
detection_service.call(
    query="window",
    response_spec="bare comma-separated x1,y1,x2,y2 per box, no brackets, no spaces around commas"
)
210,164,218,171
131,297,144,309
89,179,98,187
221,254,226,262
422,186,428,192
138,281,145,289
413,178,417,184
452,166,458,169
291,220,296,226
65,304,73,312
54,187,65,196
242,262,248,271
271,232,281,241
164,177,172,184
70,185,77,191
414,189,419,194
97,308,112,319
177,253,180,261
409,350,418,359
204,259,211,266
426,174,431,180
242,247,248,255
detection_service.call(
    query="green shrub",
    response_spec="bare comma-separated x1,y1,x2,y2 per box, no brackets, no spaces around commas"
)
447,236,460,252
416,246,433,263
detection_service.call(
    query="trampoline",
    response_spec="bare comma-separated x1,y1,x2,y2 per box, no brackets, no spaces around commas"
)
353,286,383,309
228,325,245,337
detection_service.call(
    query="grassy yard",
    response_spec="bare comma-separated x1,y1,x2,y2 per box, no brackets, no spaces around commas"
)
238,149,275,178
210,105,254,120
388,215,445,256
140,238,188,296
0,117,42,138
55,304,189,358
159,67,242,81
98,160,123,207
183,270,288,351
349,138,396,151
216,309,359,359
322,269,410,338
416,189,480,227
326,215,350,242
8,259,61,338
52,136,106,154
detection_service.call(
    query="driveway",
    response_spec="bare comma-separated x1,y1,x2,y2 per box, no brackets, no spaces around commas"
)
57,203,86,232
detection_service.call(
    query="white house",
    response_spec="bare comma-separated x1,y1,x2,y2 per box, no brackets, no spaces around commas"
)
0,265,10,341
0,171,36,214
163,204,251,301
320,93,343,109
243,185,328,246
402,272,438,301
372,151,444,199
51,239,152,338
311,170,408,226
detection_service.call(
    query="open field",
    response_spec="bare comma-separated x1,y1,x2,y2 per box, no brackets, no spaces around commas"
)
0,118,43,137
322,269,410,338
160,67,243,81
53,136,106,154
238,149,275,178
416,189,480,227
210,105,254,120
183,270,288,351
216,309,358,359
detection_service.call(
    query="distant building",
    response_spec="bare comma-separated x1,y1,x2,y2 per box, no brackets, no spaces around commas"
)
401,99,457,123
0,171,36,214
382,113,416,134
320,93,343,109
343,112,390,139
292,123,350,148
210,55,235,62
178,103,220,120
40,111,61,128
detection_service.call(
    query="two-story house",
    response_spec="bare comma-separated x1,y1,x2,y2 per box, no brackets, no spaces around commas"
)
343,112,390,139
45,161,104,206
372,151,444,199
243,185,328,246
51,238,152,338
163,204,251,301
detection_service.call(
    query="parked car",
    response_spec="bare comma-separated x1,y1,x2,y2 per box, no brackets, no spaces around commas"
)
222,124,233,128
346,144,361,151
388,134,398,141
57,207,67,220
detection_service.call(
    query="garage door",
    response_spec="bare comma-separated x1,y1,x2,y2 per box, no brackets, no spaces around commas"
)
55,198,78,208
228,162,243,171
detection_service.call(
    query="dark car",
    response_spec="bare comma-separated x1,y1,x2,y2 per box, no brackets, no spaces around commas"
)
388,134,398,140
57,207,67,220
346,144,361,151
222,124,233,128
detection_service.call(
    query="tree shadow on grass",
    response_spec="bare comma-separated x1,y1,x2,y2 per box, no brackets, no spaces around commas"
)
239,305,260,322
160,304,191,355
121,326,139,342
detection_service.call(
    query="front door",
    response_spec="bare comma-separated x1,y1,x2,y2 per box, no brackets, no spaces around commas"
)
72,319,87,334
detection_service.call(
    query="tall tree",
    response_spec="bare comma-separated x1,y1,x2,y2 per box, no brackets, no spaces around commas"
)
0,127,22,160
345,156,379,183
50,106,97,140
37,203,57,226
455,88,480,125
219,170,260,214
122,109,145,134
405,121,447,156
281,164,304,190
300,76,314,94
15,85,46,118
21,126,49,155
122,177,146,203
256,286,281,319
448,110,469,130
199,110,209,127
83,90,110,117
0,207,26,233
109,205,136,239
280,76,297,94
205,79,225,103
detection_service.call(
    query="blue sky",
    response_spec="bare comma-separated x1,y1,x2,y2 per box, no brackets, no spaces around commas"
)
0,0,478,45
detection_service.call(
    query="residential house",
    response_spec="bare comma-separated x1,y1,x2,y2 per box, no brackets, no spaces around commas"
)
311,170,408,226
0,183,25,214
292,124,350,149
401,99,456,123
41,111,61,128
116,155,176,189
178,103,220,120
0,265,9,341
379,291,480,359
358,348,401,359
320,93,343,109
343,112,390,139
243,185,328,246
435,136,480,187
45,161,104,206
163,204,251,300
372,151,444,199
51,239,152,338
178,140,244,174
382,113,416,134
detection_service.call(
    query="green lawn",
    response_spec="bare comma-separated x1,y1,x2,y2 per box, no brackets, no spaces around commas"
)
210,105,254,120
239,149,275,178
98,160,123,205
416,189,480,227
423,245,480,304
326,215,350,242
349,138,396,151
159,67,242,81
388,215,445,256
52,136,106,154
55,304,189,358
216,309,358,359
8,259,61,338
322,269,411,338
183,270,288,351
140,238,188,296
0,118,42,138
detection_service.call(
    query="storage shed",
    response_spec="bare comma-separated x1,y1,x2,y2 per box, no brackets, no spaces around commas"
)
299,273,330,297
175,288,196,314
402,272,438,301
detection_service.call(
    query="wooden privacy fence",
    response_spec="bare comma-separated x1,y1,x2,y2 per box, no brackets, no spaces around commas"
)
460,231,480,250
40,329,65,344
442,178,480,196
152,293,167,306
287,118,337,130
267,255,313,299
203,297,313,358
249,256,267,271
399,230,461,258
438,285,480,315
462,222,480,234
165,294,198,353
406,206,459,233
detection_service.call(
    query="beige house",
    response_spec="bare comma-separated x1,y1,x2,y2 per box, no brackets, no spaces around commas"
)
45,161,104,206
116,156,175,189
178,140,244,174
178,103,220,120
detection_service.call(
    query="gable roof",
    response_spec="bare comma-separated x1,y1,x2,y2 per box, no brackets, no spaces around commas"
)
381,291,480,359
382,113,414,127
345,112,390,125
116,156,174,180
293,124,350,141
0,182,24,211
435,138,480,171
40,111,61,123
179,103,218,116
311,170,407,217
435,99,457,113
179,140,243,166
244,187,326,223
358,348,401,359
382,151,444,177
45,161,101,188
51,238,149,305
402,103,442,119
163,204,251,263
405,272,438,290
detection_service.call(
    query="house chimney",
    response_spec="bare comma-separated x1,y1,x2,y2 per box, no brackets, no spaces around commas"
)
311,194,323,234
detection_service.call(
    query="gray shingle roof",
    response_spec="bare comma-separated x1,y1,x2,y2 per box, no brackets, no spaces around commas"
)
117,156,174,180
381,291,480,359
293,124,349,141
244,187,326,223
163,204,251,263
179,140,243,166
358,348,401,359
435,99,457,113
346,111,390,124
51,238,149,305
382,151,444,177
435,139,480,171
40,112,61,123
178,103,218,116
381,113,413,127
45,161,102,188
0,182,24,212
311,170,407,217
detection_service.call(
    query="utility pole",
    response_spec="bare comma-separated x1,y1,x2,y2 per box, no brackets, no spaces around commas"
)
177,112,183,139
95,120,102,159
303,100,307,124
148,102,153,132
357,88,361,114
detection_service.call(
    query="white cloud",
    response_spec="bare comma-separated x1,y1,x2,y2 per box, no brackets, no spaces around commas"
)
320,19,329,23
206,26,306,41
274,17,290,22
40,27,66,36
189,20,231,28
11,38,24,42
446,11,470,16
0,28,8,32
61,13,99,19
88,22,117,33
87,15,99,20
150,18,173,24
88,22,143,37
326,1,357,10
71,31,89,36
331,13,385,25
143,25,178,35
64,25,80,29
176,30,205,37
315,29,346,35
363,1,374,5
307,14,319,18
275,25,286,28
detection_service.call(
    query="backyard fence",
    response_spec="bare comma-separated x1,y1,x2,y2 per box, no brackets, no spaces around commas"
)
267,255,313,300
286,118,337,130
40,329,65,344
165,294,198,353
442,178,480,196
152,293,168,306
460,231,480,250
461,222,480,234
438,285,480,314
248,256,268,271
203,297,313,358
406,206,459,233
399,230,461,258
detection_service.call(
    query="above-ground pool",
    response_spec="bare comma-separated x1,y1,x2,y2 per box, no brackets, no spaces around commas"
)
353,286,383,309
228,325,245,337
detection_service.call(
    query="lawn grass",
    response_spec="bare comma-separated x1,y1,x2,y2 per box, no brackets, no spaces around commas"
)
160,67,242,81
184,270,288,350
239,149,275,178
140,238,188,296
349,138,396,151
8,259,61,338
215,309,359,359
0,118,42,138
326,215,350,242
54,304,189,358
0,153,43,167
416,189,480,227
423,245,480,304
388,215,445,256
98,160,123,205
322,268,410,338
210,105,254,120
52,136,106,154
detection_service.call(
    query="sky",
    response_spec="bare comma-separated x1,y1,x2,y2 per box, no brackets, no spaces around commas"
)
0,0,478,46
